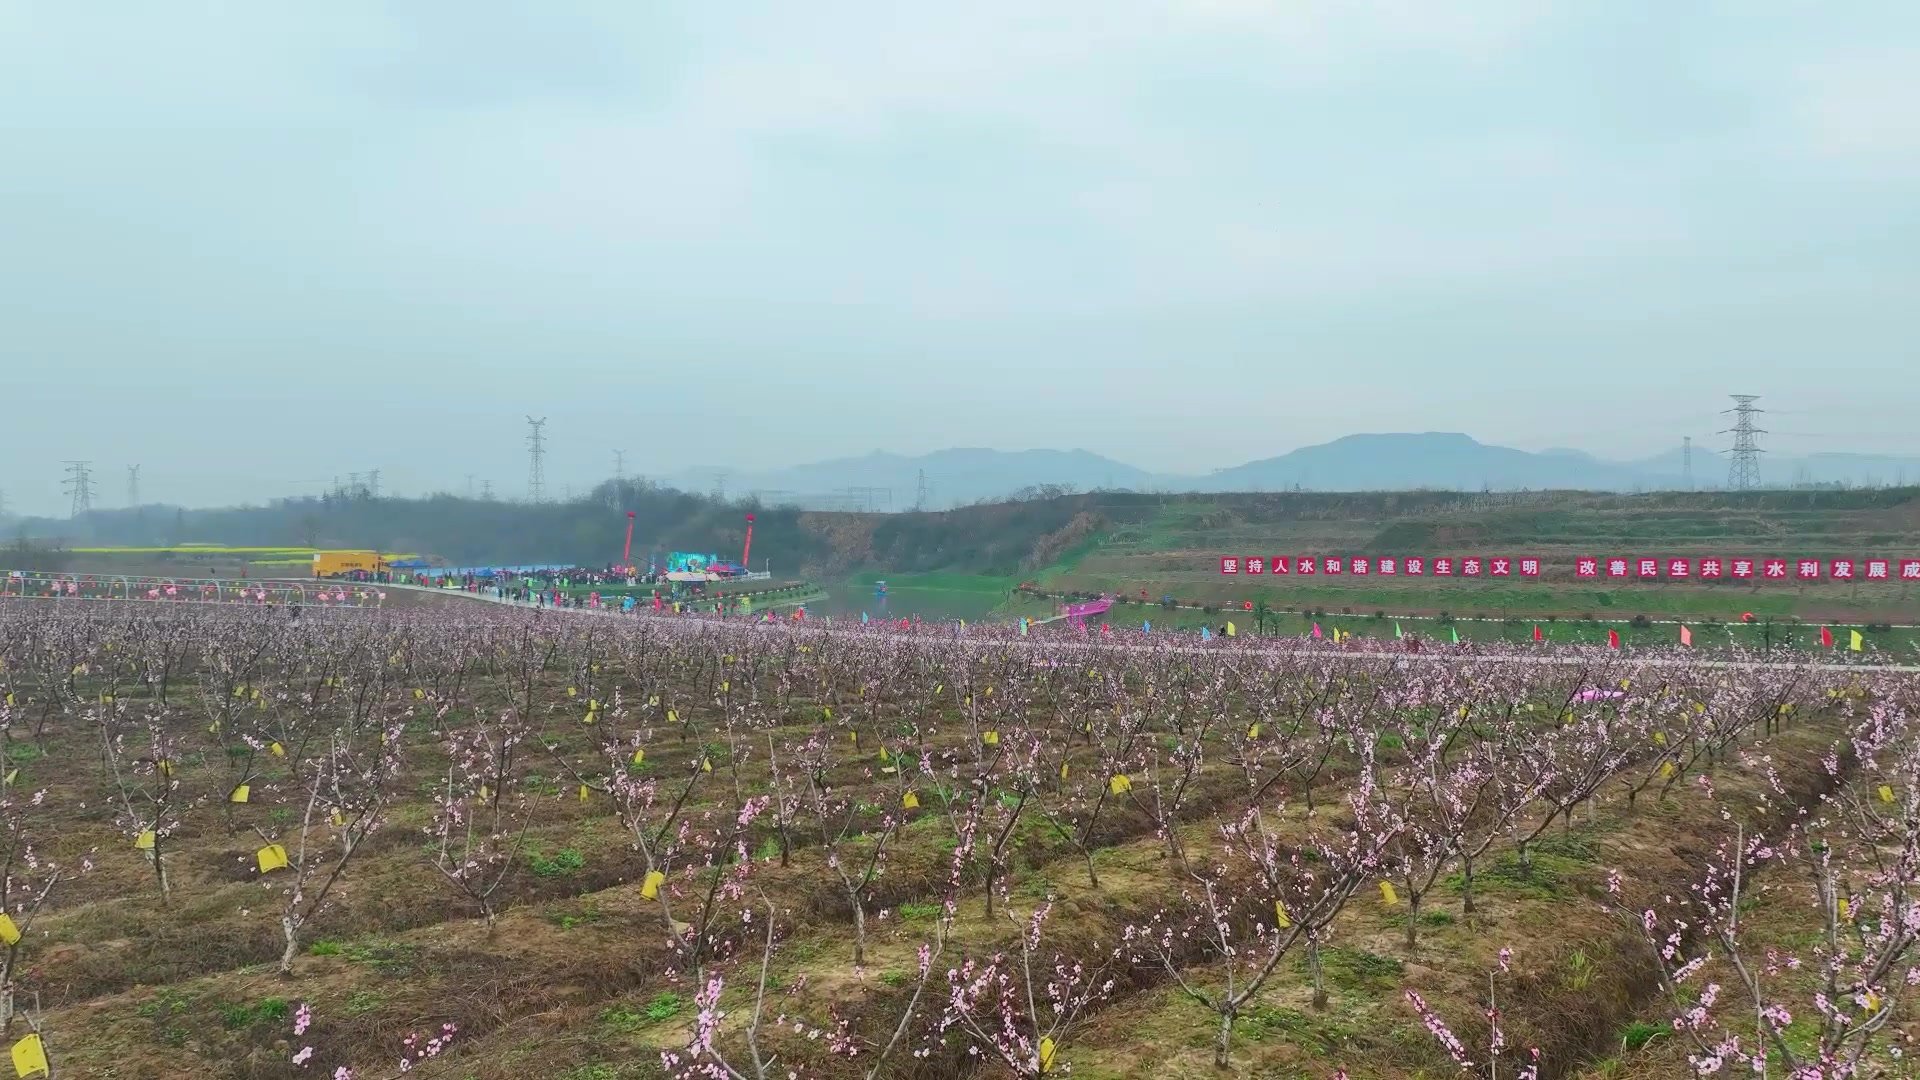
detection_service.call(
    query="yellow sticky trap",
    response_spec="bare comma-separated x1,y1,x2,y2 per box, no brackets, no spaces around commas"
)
667,709,678,724
589,699,599,712
579,784,591,801
156,761,172,777
878,746,890,763
250,688,260,701
413,688,423,700
822,706,831,720
101,694,114,704
11,1033,48,1079
982,731,999,747
1866,991,1881,1013
229,784,250,804
964,695,972,706
986,686,993,696
648,696,660,708
1620,679,1631,690
719,681,729,692
1060,762,1070,781
1039,1036,1057,1073
1653,732,1667,746
270,742,285,758
1660,761,1676,779
582,711,596,724
1839,898,1852,920
641,869,666,899
0,914,19,946
903,791,919,809
849,730,858,746
1248,723,1261,739
2,770,14,786
3,694,11,707
1274,902,1290,929
1379,881,1400,906
478,785,491,802
1109,774,1132,795
1458,705,1469,719
135,830,155,850
1880,785,1895,804
591,663,600,674
257,844,289,872
632,747,646,765
700,758,713,773
934,684,942,695
331,810,345,827
1082,721,1092,734
1695,703,1706,715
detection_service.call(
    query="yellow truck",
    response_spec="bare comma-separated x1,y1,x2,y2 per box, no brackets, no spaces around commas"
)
312,551,387,578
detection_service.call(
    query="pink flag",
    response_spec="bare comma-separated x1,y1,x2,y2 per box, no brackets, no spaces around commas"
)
1311,623,1323,639
1679,625,1692,647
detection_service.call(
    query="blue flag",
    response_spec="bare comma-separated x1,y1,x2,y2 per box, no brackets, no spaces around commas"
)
1143,620,1151,633
1019,617,1029,636
1201,626,1212,641
861,611,870,625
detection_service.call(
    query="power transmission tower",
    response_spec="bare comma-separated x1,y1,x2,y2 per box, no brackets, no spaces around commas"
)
126,464,141,507
1681,437,1692,491
367,469,381,498
914,469,928,510
62,461,96,518
525,417,548,503
613,450,626,480
347,472,364,499
1720,395,1766,491
0,489,9,519
465,474,475,498
480,479,494,500
709,469,728,502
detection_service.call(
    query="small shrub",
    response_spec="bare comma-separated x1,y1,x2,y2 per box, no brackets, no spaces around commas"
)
528,848,586,878
1629,614,1653,629
308,940,345,957
1622,1019,1671,1051
644,992,685,1022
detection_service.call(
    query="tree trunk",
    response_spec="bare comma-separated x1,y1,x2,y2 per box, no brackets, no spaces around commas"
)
1405,892,1422,951
1461,856,1476,915
1214,1008,1235,1069
1308,939,1328,1010
278,916,302,975
851,897,867,966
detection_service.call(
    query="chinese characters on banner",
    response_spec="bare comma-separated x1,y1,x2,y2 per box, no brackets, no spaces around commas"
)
1220,557,1920,581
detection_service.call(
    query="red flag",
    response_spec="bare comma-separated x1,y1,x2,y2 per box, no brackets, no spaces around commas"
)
1820,625,1834,648
1679,625,1692,647
1532,625,1543,642
1607,629,1620,649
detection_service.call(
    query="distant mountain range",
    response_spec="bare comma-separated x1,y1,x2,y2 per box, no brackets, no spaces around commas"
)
666,434,1920,510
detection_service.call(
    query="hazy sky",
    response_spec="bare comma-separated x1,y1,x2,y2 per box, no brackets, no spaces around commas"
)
4,2,1917,515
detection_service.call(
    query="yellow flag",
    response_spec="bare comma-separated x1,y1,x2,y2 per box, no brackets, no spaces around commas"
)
0,914,19,946
982,730,999,746
641,869,666,899
1226,622,1236,637
1880,785,1895,804
257,844,289,872
1248,723,1260,739
632,747,646,765
903,791,919,809
1380,881,1400,906
1274,901,1290,929
1038,1036,1057,1073
579,784,591,801
700,757,713,773
11,1034,48,1079
135,830,156,850
1850,630,1864,652
230,784,250,804
1109,774,1132,795
270,742,285,757
1060,762,1070,781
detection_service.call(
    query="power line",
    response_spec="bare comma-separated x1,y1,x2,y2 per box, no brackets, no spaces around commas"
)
126,464,141,507
62,461,96,518
1720,394,1767,491
526,416,548,503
